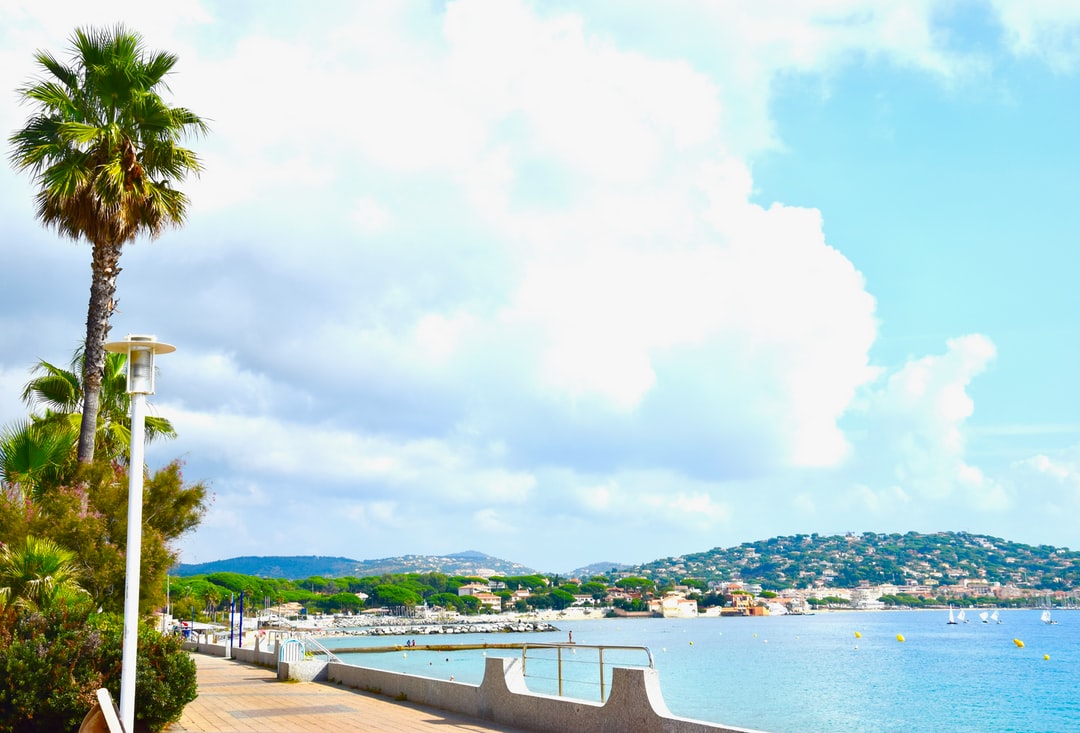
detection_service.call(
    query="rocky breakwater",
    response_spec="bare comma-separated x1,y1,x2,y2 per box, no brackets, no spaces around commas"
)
330,619,558,636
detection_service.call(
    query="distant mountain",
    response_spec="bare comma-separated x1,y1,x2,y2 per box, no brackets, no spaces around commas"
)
568,561,633,579
175,550,537,579
174,555,362,579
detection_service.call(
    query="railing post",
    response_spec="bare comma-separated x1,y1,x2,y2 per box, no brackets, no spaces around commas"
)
516,642,652,701
557,646,563,697
599,647,606,702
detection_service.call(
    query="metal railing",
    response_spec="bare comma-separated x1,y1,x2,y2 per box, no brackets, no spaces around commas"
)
299,634,341,663
520,643,653,702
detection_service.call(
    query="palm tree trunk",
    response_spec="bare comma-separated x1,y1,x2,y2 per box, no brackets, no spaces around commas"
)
76,240,122,465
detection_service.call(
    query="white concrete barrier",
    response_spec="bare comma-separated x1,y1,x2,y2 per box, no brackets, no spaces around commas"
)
184,643,764,732
327,656,765,733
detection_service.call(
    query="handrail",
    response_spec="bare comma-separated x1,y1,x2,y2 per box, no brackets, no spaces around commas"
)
300,634,341,663
520,642,653,702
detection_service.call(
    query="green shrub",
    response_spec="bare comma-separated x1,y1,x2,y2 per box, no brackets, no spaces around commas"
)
0,600,105,732
130,624,198,730
0,601,197,732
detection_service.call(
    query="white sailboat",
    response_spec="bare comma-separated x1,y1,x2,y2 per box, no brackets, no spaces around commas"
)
1041,609,1057,625
990,610,1001,624
947,607,958,625
979,611,989,623
957,609,969,623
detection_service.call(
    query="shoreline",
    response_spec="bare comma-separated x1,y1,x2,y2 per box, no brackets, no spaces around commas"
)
227,604,1046,640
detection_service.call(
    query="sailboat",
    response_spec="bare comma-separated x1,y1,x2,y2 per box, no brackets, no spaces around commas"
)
990,610,1001,624
979,611,990,623
947,607,958,625
1042,595,1058,625
957,609,969,623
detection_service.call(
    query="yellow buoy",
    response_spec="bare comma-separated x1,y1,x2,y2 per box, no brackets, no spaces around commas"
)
1013,639,1024,648
896,634,905,642
854,631,862,638
1043,654,1050,661
689,641,694,646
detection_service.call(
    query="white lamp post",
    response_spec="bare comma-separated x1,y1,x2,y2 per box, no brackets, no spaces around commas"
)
103,334,175,733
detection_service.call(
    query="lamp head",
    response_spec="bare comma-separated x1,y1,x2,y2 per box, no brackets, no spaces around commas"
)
103,334,176,395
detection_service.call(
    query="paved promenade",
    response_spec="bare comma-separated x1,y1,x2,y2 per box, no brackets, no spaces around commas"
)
168,652,530,733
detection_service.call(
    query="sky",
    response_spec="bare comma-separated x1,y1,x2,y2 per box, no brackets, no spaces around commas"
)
2,1,1080,574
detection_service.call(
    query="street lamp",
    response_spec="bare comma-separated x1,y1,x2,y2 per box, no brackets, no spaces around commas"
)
103,334,175,733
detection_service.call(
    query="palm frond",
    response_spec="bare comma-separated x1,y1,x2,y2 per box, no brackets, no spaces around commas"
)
20,80,76,114
55,120,104,145
0,419,75,497
22,360,81,411
0,536,84,610
31,50,78,90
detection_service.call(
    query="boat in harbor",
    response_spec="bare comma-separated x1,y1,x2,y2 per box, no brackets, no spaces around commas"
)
1042,609,1057,625
947,607,958,625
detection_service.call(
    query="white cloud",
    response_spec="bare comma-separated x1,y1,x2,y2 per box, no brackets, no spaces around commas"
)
1012,453,1080,507
850,484,912,515
473,507,515,534
851,334,1005,509
992,0,1080,71
6,1,1080,569
413,313,474,364
350,197,394,236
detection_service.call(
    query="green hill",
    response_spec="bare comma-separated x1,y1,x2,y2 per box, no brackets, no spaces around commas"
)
629,531,1080,590
176,532,1080,592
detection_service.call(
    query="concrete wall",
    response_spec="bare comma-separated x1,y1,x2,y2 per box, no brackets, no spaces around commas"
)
183,635,277,667
183,642,764,732
279,659,329,682
327,656,765,733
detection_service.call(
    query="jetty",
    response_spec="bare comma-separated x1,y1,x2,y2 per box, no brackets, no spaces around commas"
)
329,641,540,654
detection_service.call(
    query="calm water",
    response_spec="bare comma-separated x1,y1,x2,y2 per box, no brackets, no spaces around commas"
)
320,610,1080,733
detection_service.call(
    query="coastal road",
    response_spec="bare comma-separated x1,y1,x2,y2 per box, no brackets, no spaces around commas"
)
168,652,532,732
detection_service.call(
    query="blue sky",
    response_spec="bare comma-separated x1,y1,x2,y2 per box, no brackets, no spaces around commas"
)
2,1,1080,573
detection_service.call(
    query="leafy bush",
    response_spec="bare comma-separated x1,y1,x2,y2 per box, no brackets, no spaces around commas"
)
90,613,199,732
0,601,197,732
0,600,105,732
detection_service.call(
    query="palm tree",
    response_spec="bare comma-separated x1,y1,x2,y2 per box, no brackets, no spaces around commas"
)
204,586,221,623
0,536,85,611
21,348,177,464
0,419,76,502
9,24,207,465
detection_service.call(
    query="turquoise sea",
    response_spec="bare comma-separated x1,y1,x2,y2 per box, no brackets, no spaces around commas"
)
320,610,1079,733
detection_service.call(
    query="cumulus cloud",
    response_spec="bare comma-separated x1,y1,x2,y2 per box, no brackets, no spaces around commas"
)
1012,453,1080,509
991,0,1080,71
848,334,1005,509
4,1,1080,569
